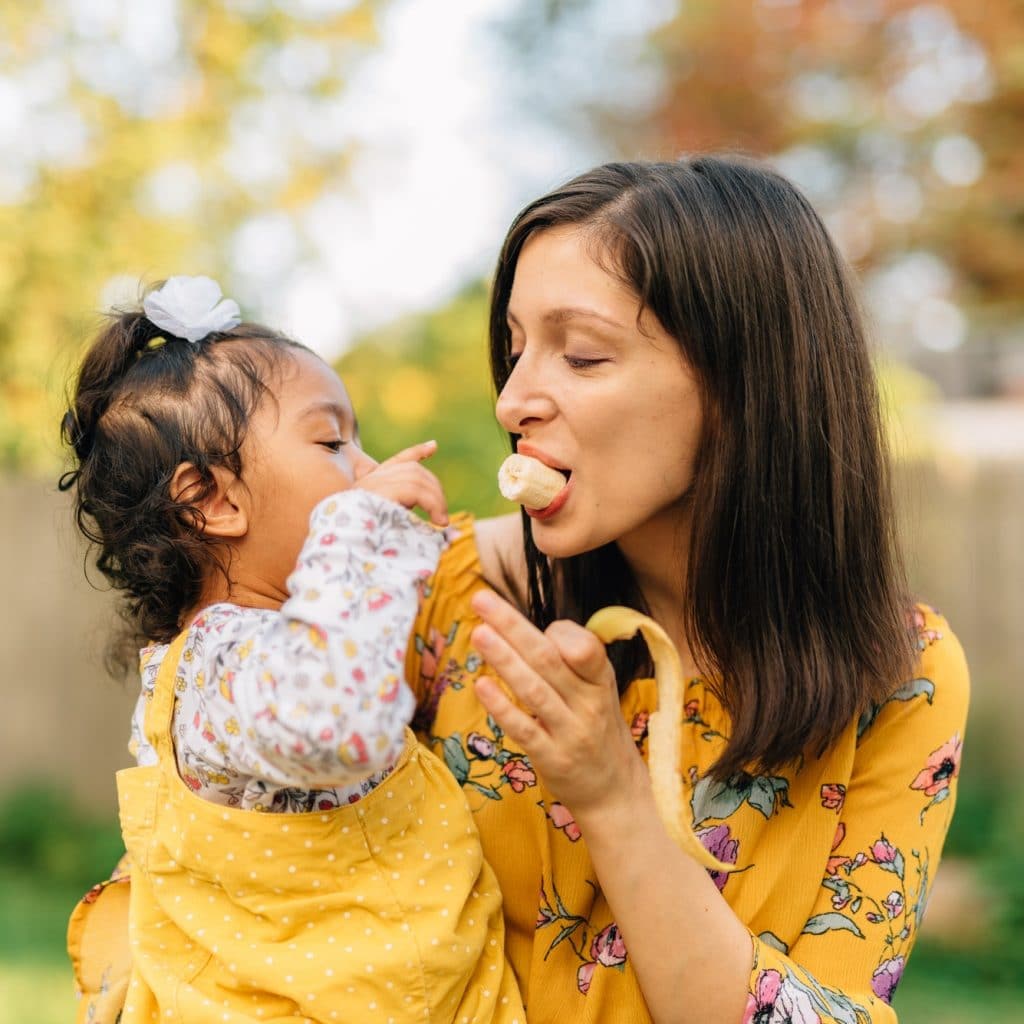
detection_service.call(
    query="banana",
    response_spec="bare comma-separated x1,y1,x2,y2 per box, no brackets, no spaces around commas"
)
498,453,566,510
586,606,738,875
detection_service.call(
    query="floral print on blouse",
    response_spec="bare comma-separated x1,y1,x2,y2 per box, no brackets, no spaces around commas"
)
405,515,970,1024
129,489,446,812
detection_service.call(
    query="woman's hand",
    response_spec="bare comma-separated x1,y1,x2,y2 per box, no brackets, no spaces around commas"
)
469,588,651,821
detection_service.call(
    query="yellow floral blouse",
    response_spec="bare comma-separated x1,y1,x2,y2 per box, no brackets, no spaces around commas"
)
404,515,970,1024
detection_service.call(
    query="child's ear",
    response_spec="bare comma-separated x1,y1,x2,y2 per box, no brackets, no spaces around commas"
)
170,463,249,539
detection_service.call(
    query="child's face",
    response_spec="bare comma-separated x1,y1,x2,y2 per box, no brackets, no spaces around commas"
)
239,348,376,594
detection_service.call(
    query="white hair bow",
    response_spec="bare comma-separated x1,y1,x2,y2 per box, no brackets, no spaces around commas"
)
142,275,242,343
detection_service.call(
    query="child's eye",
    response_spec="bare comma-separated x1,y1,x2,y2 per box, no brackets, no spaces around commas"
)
318,439,348,452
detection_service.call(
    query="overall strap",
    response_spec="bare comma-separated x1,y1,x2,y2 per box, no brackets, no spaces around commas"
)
143,630,191,761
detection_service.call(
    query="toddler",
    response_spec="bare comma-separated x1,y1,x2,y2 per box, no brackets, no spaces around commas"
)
62,276,523,1024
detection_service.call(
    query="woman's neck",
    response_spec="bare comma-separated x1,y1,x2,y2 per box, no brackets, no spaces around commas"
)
616,510,703,679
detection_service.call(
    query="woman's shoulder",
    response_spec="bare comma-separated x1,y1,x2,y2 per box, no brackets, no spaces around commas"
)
908,601,969,705
434,511,526,608
856,601,969,747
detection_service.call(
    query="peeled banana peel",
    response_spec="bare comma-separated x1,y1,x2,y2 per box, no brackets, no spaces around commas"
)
586,606,738,876
498,454,565,510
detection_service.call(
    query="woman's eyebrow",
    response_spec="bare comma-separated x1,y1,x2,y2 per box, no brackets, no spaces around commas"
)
507,306,625,330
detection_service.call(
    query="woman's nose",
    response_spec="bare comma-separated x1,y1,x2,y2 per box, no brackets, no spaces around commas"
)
495,352,554,433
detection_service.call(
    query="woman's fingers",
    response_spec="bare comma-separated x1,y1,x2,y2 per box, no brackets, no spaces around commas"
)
543,620,617,691
470,622,570,728
474,675,548,750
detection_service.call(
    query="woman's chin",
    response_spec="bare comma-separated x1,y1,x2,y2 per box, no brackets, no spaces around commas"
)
528,519,601,560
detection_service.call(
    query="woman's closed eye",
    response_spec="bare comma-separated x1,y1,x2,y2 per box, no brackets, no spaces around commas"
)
564,355,608,370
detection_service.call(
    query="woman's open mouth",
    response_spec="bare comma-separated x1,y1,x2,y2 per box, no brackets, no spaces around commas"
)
526,470,572,520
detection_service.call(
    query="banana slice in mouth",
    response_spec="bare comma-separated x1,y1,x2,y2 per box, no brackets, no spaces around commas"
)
498,453,568,511
586,606,739,875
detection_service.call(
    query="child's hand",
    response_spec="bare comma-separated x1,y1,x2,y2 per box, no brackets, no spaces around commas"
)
356,440,449,527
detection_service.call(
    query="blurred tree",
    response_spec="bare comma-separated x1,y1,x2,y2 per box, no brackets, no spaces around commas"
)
0,0,384,471
638,0,1024,391
337,281,516,518
495,0,1024,395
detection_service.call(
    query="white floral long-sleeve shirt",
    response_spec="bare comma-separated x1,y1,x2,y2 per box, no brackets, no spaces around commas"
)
129,490,447,813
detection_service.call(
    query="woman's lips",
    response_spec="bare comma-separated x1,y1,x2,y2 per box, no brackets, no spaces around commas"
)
525,475,573,520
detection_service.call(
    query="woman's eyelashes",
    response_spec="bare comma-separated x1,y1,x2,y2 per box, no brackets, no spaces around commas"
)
318,439,349,452
563,355,608,370
506,350,608,372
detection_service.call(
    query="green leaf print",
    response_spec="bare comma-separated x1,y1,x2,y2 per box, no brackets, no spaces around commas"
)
857,677,935,738
802,912,865,938
438,735,470,785
465,781,501,800
757,931,790,954
691,775,747,825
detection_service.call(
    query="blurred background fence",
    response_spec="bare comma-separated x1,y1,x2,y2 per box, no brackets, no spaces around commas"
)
1,0,1022,1021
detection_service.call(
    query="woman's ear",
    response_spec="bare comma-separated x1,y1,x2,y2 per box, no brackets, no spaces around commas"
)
170,463,249,538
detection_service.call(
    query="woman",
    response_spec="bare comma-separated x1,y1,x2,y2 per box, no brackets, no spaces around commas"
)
405,157,968,1023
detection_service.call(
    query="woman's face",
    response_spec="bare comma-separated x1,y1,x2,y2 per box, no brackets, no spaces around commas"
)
496,225,703,562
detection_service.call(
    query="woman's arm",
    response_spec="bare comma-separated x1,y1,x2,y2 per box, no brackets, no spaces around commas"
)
473,512,528,609
469,591,968,1024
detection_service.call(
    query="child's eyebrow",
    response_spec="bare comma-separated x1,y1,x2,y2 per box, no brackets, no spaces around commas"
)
297,401,353,428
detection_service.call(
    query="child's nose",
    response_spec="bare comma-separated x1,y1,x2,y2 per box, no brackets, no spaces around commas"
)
351,446,378,480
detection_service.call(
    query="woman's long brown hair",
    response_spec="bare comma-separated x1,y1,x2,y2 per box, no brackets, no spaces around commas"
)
488,156,916,781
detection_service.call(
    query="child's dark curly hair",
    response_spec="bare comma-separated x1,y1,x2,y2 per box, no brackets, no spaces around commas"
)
60,303,308,659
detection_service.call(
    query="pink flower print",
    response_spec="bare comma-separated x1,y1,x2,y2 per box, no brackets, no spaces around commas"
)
548,802,582,841
466,732,496,758
577,961,596,995
590,923,627,967
871,955,905,1003
183,773,202,792
884,890,904,919
319,532,338,546
866,911,885,924
420,628,447,685
826,822,851,876
367,589,393,612
820,783,846,813
381,547,399,557
695,824,739,891
908,606,943,649
911,734,962,797
871,835,898,865
743,969,822,1024
630,711,650,745
501,758,536,793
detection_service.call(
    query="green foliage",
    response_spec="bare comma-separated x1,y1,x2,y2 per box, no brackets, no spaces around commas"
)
0,0,385,473
337,281,518,519
0,785,123,890
0,785,122,963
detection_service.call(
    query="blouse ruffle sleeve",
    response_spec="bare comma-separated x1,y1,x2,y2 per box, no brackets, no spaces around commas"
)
168,490,446,797
403,511,486,726
742,606,969,1023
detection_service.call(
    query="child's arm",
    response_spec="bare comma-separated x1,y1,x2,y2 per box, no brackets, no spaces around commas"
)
172,489,446,798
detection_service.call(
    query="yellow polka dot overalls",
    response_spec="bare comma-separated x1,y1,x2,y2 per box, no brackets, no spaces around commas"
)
117,631,525,1023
